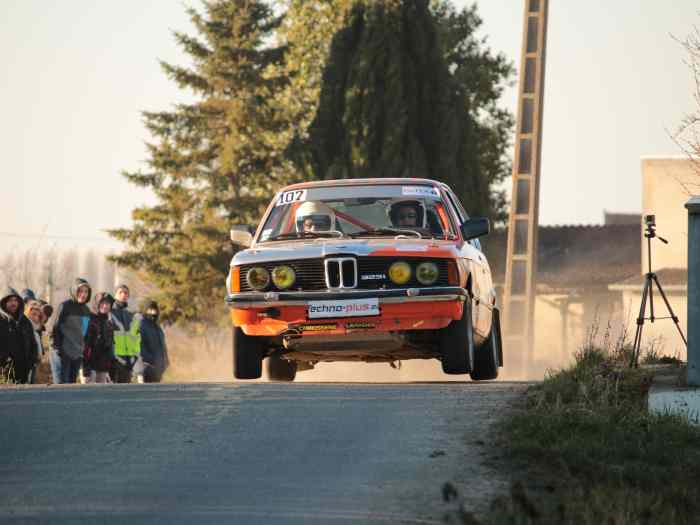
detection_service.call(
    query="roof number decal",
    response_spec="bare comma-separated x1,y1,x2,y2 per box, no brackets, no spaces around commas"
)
402,186,439,197
276,189,307,206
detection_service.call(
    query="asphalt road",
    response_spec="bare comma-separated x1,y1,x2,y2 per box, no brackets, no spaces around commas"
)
0,382,525,524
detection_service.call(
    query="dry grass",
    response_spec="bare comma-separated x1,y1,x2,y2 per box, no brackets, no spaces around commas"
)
471,325,700,524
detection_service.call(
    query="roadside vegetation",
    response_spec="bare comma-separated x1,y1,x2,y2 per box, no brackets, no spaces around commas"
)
475,329,700,524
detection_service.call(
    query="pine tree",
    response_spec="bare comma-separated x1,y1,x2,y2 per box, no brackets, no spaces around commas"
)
303,0,513,221
262,0,356,180
109,0,285,326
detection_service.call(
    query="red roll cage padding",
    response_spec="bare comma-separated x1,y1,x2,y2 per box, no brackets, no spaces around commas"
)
333,209,375,231
277,203,376,234
435,202,451,240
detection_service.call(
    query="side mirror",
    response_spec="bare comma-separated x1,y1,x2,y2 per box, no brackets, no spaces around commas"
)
460,217,490,241
230,225,254,248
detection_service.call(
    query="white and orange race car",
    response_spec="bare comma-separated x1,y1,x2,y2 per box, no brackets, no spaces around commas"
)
226,178,503,381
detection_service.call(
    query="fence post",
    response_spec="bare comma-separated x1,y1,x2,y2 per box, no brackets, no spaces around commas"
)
686,196,700,386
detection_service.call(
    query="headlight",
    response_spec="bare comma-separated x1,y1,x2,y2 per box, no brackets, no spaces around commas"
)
388,261,412,285
416,262,439,285
271,265,296,290
246,267,270,291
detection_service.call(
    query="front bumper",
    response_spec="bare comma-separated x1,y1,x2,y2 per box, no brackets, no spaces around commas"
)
225,286,469,309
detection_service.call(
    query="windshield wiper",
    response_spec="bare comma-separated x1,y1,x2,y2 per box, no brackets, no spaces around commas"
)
268,230,344,241
348,227,422,239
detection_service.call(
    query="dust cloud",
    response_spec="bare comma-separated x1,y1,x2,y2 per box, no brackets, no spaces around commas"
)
163,288,678,383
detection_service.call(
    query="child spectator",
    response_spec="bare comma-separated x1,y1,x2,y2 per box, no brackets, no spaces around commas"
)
139,301,169,383
0,288,38,383
24,300,45,383
50,278,91,384
84,293,115,384
111,284,141,383
39,301,54,325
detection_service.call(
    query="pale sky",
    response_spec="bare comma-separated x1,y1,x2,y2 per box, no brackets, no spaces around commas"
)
1,1,698,251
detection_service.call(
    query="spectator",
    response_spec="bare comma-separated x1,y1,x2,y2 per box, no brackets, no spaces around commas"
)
111,284,141,383
50,278,92,384
39,301,54,327
24,300,45,384
20,289,36,304
84,293,115,384
138,301,169,383
0,288,38,383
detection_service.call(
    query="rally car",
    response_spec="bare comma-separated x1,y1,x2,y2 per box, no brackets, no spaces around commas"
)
225,178,503,381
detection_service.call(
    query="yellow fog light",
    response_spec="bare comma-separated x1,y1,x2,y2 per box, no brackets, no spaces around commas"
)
272,265,296,290
416,262,439,285
388,261,412,285
246,267,270,291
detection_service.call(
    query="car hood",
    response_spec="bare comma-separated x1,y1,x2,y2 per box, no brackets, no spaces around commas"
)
232,238,460,266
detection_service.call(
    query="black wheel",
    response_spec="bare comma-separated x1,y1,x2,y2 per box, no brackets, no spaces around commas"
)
267,354,297,382
470,307,502,381
232,326,263,379
439,299,475,375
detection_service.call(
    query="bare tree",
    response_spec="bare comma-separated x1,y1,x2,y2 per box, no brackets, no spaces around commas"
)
0,252,18,290
54,249,79,302
675,25,700,174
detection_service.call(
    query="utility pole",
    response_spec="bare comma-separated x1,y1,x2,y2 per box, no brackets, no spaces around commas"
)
502,0,549,375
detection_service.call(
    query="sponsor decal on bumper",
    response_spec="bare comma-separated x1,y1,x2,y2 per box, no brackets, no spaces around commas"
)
346,321,377,331
308,298,380,319
300,323,337,332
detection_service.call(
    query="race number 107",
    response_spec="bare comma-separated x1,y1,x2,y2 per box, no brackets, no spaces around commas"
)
275,189,307,206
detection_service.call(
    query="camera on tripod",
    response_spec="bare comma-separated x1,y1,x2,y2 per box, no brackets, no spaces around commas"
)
644,214,657,237
631,212,685,366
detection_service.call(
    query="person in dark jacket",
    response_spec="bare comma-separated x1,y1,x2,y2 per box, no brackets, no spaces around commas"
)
138,301,169,383
50,278,92,384
0,287,38,383
84,293,115,384
111,284,141,383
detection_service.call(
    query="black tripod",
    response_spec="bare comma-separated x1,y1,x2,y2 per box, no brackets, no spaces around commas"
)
631,217,687,367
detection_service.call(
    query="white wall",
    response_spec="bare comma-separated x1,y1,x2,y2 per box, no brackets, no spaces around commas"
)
642,157,700,272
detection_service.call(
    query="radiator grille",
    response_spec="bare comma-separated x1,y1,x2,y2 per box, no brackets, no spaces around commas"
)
238,257,451,291
238,259,325,292
357,257,451,289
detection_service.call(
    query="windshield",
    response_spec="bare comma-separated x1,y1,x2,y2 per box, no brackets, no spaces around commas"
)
258,184,457,242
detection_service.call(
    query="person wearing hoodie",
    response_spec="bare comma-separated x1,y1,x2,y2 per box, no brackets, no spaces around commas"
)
50,278,92,384
84,293,115,384
0,288,38,383
110,284,142,383
24,300,45,383
138,301,169,383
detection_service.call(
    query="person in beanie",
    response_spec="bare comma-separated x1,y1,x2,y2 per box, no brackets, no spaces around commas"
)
0,288,38,383
111,284,141,383
20,289,36,304
24,300,45,383
50,278,92,384
84,293,115,384
138,301,169,383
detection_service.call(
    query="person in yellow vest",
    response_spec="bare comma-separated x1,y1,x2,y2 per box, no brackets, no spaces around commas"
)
110,284,142,383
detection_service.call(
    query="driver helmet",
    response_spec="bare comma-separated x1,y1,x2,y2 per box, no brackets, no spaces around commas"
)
295,201,336,232
387,199,426,228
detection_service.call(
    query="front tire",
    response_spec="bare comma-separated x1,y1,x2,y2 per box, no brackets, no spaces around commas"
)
232,326,263,379
439,299,475,375
470,308,502,381
267,354,297,382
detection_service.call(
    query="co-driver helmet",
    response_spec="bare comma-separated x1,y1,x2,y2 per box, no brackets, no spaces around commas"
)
295,201,336,232
387,199,427,228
